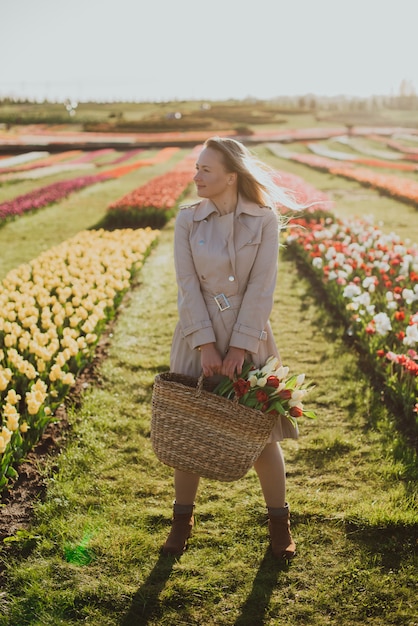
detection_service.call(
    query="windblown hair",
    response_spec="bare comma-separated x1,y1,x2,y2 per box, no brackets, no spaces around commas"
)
203,136,302,211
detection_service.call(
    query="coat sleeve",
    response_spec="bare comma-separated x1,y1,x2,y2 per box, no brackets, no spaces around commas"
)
173,209,216,350
229,210,279,353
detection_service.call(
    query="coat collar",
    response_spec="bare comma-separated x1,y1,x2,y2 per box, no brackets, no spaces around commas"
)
192,194,270,221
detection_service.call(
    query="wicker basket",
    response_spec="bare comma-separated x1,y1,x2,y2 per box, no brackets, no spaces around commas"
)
151,371,276,482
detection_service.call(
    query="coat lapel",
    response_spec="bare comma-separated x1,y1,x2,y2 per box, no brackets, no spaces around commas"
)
234,196,267,251
192,199,217,221
191,196,270,273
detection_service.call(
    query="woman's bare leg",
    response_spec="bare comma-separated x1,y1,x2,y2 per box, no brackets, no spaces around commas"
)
253,442,286,508
254,442,296,558
174,468,200,505
162,469,200,555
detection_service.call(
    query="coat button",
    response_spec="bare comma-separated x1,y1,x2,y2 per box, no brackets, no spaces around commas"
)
228,275,235,281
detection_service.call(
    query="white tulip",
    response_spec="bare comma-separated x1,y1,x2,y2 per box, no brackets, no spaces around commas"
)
291,389,306,403
260,356,280,374
296,373,305,386
312,257,323,269
275,366,289,380
289,399,304,409
403,324,418,347
373,312,392,336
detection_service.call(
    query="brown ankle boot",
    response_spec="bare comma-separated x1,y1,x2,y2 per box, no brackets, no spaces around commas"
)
268,507,296,560
162,509,194,556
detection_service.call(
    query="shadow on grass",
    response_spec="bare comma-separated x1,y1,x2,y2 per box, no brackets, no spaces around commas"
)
119,547,291,626
120,552,176,626
234,549,292,626
344,520,418,572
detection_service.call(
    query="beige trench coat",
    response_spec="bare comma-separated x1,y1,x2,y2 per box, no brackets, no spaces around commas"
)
170,193,298,441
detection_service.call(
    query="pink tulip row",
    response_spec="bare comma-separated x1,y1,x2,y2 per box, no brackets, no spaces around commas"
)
307,142,418,171
289,153,418,207
272,170,333,212
0,173,112,221
104,148,145,166
386,139,418,156
66,148,115,164
368,135,418,162
288,152,355,171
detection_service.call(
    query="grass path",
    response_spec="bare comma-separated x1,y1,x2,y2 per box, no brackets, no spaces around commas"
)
2,221,417,626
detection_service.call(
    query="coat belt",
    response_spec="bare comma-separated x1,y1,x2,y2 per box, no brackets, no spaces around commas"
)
202,292,243,311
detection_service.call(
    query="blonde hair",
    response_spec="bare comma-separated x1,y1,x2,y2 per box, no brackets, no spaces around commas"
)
203,136,302,211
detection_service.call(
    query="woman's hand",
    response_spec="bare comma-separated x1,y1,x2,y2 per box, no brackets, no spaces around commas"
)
199,343,223,377
221,347,246,380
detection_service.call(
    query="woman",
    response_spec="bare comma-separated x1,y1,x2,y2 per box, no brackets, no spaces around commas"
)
163,137,299,559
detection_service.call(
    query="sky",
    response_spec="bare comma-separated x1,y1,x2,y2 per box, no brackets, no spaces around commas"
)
1,0,418,103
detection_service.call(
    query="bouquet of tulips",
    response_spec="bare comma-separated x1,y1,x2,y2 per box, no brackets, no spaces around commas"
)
213,356,317,427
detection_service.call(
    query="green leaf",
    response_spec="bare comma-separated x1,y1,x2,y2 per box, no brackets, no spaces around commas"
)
6,466,19,479
242,397,260,408
287,415,298,428
271,400,286,415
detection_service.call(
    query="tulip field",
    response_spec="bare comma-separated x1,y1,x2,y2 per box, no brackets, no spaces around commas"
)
0,124,417,491
0,146,179,222
0,228,159,489
103,145,202,229
0,143,198,491
285,212,418,423
264,149,418,429
286,153,418,207
0,118,417,626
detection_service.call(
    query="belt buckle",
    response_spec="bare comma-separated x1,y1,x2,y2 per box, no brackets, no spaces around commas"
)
214,293,231,312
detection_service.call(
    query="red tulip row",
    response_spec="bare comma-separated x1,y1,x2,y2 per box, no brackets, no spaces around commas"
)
353,157,418,171
97,147,179,180
105,146,201,229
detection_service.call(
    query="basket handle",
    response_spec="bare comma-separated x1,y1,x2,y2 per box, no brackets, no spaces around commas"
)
196,372,205,397
196,372,239,403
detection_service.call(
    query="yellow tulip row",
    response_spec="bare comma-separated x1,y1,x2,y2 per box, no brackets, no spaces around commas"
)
0,227,159,489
